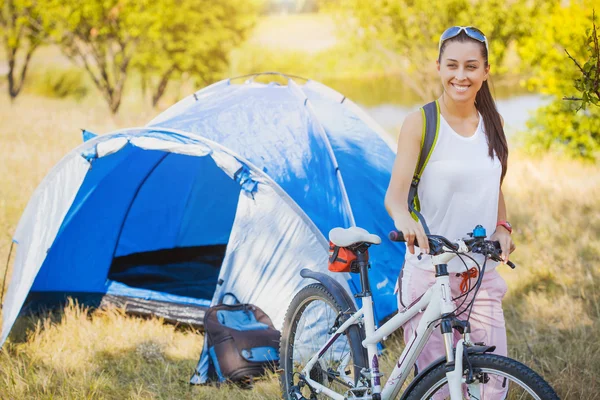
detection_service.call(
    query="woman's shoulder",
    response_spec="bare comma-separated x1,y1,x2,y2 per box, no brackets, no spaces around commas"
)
399,110,424,142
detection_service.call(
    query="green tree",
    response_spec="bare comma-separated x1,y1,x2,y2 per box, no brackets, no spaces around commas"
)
323,0,546,101
134,0,261,108
518,1,594,99
519,1,599,159
0,0,46,99
43,0,160,113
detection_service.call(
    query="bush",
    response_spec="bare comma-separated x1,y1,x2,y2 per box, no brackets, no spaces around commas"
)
28,67,89,100
523,98,600,161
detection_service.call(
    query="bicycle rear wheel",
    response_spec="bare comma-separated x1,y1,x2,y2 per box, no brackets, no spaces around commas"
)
279,283,368,399
404,353,559,400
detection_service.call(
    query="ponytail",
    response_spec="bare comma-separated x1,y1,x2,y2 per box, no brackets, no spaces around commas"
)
475,80,508,183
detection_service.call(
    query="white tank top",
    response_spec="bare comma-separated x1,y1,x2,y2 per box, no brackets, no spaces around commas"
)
405,112,502,273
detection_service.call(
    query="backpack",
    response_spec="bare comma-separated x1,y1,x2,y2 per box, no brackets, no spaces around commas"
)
203,293,280,384
408,100,441,235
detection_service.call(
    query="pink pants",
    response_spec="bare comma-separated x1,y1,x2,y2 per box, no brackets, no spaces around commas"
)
398,266,509,399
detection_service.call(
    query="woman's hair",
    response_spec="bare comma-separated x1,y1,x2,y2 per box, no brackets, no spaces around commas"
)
438,31,509,183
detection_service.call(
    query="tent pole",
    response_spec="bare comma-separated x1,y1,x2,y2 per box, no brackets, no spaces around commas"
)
289,80,356,227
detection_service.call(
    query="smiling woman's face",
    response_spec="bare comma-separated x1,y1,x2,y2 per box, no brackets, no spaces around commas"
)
437,40,489,104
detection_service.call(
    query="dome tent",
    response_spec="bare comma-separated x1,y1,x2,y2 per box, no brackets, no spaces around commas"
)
1,129,350,347
148,74,404,322
1,75,406,356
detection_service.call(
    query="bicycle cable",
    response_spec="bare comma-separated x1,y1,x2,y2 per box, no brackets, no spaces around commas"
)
425,250,492,330
423,247,478,330
454,258,489,321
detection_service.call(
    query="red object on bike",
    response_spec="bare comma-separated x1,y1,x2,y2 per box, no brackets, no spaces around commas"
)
328,242,366,273
459,267,478,294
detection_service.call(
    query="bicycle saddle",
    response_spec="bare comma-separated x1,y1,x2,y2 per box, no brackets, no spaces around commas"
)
329,227,381,247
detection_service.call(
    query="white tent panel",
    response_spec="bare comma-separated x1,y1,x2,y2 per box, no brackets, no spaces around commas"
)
3,153,89,345
214,181,353,331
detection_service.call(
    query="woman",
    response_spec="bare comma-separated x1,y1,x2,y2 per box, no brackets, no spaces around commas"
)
384,26,516,387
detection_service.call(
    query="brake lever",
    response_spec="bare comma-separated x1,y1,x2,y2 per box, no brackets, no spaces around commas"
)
490,255,517,269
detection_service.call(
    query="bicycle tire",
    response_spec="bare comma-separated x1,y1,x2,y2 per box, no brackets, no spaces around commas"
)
279,283,368,399
404,353,559,400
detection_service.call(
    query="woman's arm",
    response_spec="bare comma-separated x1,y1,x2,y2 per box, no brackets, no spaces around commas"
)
497,188,507,223
491,114,516,261
385,111,429,254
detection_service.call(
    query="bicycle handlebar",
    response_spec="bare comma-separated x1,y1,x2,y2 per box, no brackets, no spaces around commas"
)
388,230,408,243
388,229,516,269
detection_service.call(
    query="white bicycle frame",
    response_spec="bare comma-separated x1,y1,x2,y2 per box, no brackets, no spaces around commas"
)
301,240,478,400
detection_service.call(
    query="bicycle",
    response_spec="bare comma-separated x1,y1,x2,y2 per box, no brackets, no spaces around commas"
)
279,225,559,399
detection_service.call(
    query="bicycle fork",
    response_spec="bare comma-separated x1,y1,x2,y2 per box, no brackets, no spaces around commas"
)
437,263,480,400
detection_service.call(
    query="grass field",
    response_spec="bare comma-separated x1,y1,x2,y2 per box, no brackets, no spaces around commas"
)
0,88,599,399
0,11,599,400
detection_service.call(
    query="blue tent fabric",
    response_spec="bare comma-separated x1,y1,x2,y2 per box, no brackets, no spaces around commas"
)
147,81,353,236
149,78,404,322
81,129,97,142
2,76,406,386
301,81,402,319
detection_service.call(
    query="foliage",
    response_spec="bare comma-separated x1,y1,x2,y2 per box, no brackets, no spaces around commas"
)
518,1,599,159
567,11,599,109
42,0,161,113
322,0,547,101
518,1,595,98
42,0,260,113
134,0,261,108
524,99,600,160
0,0,47,99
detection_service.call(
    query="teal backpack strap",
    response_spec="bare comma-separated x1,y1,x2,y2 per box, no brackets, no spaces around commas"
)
407,100,440,235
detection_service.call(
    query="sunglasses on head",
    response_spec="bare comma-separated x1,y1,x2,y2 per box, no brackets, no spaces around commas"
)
439,26,488,54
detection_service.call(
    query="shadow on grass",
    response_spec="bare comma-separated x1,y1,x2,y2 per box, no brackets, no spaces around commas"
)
93,344,282,399
7,299,201,346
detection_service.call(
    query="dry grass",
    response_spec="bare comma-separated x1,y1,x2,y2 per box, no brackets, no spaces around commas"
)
0,301,285,399
0,89,599,399
500,154,600,399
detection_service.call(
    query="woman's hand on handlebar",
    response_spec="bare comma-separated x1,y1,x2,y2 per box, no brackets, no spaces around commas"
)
490,228,516,264
394,212,429,255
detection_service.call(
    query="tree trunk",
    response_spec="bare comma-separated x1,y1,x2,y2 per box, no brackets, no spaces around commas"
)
140,68,148,100
108,79,125,114
76,46,129,114
152,66,176,108
7,55,17,101
6,43,37,100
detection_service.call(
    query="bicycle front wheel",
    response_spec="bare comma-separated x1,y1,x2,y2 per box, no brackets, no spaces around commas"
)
404,353,559,400
279,283,368,399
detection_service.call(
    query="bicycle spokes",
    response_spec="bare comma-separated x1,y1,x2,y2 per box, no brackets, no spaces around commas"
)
290,299,359,398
